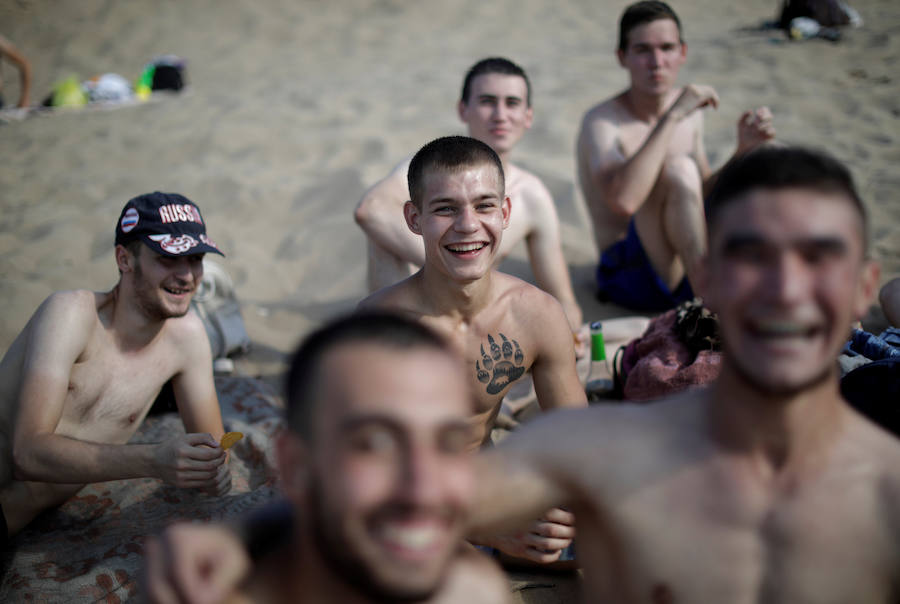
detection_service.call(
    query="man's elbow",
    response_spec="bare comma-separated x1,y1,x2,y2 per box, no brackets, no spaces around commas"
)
11,442,41,481
353,198,372,229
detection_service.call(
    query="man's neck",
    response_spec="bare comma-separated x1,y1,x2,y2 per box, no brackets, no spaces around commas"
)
707,363,847,477
416,267,495,322
106,284,167,350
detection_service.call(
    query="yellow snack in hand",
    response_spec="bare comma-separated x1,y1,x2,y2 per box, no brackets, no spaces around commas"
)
220,431,243,450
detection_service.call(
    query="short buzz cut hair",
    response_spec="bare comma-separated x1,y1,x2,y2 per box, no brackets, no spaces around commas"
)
284,312,453,440
705,145,869,250
618,1,683,52
460,57,532,108
407,135,505,210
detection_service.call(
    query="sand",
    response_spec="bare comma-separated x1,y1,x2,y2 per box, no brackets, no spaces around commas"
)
1,1,898,600
2,0,898,379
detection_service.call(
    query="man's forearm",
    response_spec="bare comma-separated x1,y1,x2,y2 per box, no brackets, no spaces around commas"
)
601,111,682,217
13,434,156,484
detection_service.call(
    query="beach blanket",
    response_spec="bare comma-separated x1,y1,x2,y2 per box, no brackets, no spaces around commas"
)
0,376,285,602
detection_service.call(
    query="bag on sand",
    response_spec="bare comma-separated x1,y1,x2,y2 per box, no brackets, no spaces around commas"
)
191,259,251,360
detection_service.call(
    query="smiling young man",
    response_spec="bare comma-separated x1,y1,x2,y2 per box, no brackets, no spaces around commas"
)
577,1,775,312
471,146,900,602
0,192,231,540
355,57,584,343
146,313,512,604
360,135,586,563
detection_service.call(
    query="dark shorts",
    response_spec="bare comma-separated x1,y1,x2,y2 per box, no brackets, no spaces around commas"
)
1,501,7,547
596,220,693,312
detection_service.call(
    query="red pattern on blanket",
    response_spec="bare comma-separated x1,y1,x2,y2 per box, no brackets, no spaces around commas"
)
1,376,285,602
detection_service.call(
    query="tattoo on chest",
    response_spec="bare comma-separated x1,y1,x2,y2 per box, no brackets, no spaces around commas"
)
475,333,525,395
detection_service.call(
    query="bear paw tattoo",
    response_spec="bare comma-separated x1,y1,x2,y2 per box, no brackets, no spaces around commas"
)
476,333,525,395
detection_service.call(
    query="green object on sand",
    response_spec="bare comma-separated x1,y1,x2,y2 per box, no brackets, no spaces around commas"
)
51,76,87,107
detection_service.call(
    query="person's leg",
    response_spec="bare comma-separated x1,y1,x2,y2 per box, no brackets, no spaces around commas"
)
365,239,419,292
633,155,706,293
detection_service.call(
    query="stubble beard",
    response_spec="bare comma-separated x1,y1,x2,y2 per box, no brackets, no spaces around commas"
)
725,342,836,399
308,479,441,604
133,263,191,322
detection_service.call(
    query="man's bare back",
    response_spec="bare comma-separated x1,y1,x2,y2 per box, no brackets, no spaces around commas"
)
360,268,583,447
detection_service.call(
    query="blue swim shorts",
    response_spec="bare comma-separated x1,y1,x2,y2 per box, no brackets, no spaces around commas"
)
596,220,693,312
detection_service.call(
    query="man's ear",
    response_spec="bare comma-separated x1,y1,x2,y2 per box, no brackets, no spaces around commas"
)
616,49,626,68
501,196,511,229
404,200,423,235
115,244,135,274
276,432,309,502
457,99,469,124
854,259,881,322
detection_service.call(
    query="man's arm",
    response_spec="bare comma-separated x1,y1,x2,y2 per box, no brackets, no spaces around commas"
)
353,158,426,265
586,86,719,218
0,35,32,108
702,106,775,196
171,312,231,495
521,180,584,339
529,294,588,411
11,292,225,489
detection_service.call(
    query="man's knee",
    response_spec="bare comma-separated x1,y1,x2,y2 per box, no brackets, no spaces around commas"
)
661,155,702,199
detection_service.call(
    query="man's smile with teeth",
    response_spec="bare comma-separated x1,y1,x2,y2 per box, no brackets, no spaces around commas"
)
164,285,192,295
446,242,486,253
750,319,819,338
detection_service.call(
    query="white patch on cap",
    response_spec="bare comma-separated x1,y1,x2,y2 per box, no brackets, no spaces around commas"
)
148,234,200,254
120,208,139,233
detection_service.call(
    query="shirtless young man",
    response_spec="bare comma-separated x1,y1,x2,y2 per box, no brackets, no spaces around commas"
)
0,192,231,540
141,138,589,591
359,135,587,447
146,313,512,604
355,57,584,340
472,146,900,602
576,1,775,312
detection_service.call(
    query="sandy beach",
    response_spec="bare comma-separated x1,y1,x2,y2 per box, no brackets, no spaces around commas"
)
2,0,898,378
1,0,898,600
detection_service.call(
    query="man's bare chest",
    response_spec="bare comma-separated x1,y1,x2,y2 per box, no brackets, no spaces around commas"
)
426,318,534,413
61,344,180,440
618,116,698,159
581,463,896,603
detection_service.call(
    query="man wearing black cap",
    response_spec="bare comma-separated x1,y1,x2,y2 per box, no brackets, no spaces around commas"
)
0,192,232,540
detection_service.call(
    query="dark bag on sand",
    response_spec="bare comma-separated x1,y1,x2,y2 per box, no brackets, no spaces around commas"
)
841,358,900,438
616,300,722,401
778,0,855,28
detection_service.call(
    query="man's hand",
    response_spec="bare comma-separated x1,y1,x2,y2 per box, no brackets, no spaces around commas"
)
154,433,229,493
145,522,250,604
736,107,775,155
488,507,576,564
670,84,719,119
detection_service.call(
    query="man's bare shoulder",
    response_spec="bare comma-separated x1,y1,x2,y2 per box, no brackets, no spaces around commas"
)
161,307,210,348
33,289,107,328
506,163,554,208
579,92,629,132
357,275,423,316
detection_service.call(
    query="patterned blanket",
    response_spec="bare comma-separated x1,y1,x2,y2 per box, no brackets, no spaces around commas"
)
1,376,285,603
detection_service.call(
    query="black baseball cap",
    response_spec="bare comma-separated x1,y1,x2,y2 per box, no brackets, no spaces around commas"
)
115,192,224,257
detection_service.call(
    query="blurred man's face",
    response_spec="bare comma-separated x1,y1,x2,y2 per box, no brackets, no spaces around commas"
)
299,342,474,601
702,188,877,396
459,73,533,157
618,18,686,97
